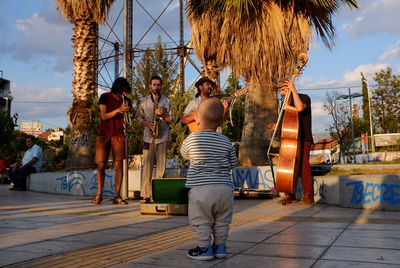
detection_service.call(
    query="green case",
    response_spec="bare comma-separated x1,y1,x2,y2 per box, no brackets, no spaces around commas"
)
152,178,189,204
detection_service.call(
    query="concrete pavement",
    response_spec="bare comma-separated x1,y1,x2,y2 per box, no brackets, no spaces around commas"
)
1,184,400,267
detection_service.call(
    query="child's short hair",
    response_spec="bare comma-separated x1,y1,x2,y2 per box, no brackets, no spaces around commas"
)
198,98,224,127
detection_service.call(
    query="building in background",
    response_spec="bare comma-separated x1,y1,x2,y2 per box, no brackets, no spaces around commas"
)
310,138,339,164
38,128,64,143
19,121,43,136
0,76,12,115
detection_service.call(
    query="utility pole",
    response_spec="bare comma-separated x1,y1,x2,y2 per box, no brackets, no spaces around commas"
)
122,0,133,200
337,89,363,163
348,88,356,163
363,78,376,153
114,42,120,80
179,0,185,92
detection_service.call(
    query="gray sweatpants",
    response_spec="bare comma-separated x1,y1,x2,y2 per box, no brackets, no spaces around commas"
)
188,185,234,248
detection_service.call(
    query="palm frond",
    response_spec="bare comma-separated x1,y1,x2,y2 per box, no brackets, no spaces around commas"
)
187,0,359,48
56,0,115,23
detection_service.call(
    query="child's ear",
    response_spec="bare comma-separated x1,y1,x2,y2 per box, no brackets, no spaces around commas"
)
195,113,200,126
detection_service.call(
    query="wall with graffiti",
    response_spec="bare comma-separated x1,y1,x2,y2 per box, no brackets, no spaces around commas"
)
29,170,141,197
28,166,399,210
232,166,400,210
341,174,400,210
232,166,329,203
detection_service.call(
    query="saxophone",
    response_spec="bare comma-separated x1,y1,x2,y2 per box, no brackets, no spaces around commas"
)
152,95,163,138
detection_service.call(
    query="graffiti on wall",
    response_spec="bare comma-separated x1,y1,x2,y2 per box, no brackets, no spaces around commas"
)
233,167,275,190
90,172,115,195
56,172,86,194
55,171,115,196
346,180,400,205
232,166,326,199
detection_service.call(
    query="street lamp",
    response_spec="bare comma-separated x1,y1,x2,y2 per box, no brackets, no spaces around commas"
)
337,88,363,163
361,77,375,153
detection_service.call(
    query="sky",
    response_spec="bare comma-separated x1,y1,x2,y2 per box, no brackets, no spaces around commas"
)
0,0,399,136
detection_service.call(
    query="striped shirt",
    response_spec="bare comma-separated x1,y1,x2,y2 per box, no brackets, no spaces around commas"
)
181,130,237,188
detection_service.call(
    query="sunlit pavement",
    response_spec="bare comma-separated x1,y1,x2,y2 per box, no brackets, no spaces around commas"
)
1,184,400,268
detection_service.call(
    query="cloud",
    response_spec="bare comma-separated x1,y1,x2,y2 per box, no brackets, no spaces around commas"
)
341,0,400,39
312,101,328,117
10,83,71,120
0,11,72,74
308,35,320,52
342,63,389,83
13,13,71,58
303,63,389,89
379,40,400,61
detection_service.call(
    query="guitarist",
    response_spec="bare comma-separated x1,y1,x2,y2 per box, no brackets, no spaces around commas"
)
181,77,228,131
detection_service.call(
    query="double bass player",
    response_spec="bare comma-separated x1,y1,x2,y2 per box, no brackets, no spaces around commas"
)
268,78,314,204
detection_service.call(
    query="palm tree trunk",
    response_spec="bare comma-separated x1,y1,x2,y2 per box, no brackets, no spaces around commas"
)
65,16,97,169
202,57,221,95
239,78,278,166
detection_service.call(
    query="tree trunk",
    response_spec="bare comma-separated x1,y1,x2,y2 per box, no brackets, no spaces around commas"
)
239,79,278,166
65,15,97,169
201,57,221,95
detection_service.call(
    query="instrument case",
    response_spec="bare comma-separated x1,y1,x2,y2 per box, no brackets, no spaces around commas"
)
140,178,189,215
140,203,188,215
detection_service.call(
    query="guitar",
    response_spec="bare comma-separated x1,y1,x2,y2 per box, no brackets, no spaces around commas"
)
186,88,248,133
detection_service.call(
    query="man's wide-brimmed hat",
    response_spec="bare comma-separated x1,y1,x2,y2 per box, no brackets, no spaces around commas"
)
195,77,216,89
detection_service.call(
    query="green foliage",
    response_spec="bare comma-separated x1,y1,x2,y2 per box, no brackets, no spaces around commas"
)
221,73,245,142
360,72,370,126
353,118,369,139
127,121,144,155
371,67,400,133
0,111,19,160
131,36,179,108
91,96,100,141
129,36,180,156
168,91,191,163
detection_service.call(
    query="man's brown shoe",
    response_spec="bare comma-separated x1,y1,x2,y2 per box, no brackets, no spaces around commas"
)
302,196,314,204
139,197,150,204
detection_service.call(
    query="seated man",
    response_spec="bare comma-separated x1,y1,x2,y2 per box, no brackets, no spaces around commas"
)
9,135,43,191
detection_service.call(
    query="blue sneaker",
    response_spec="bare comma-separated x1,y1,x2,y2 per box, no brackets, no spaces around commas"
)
213,244,227,258
187,245,214,261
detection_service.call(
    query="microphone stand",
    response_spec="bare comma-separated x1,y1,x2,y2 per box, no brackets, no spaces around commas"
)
121,94,131,200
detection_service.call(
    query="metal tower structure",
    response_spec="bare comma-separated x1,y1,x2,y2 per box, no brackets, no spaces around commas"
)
95,0,200,95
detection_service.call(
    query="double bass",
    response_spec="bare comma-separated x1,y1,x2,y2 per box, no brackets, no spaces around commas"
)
267,53,308,204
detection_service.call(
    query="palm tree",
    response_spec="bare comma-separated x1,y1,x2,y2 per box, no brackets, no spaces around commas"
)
187,0,359,165
56,0,115,169
188,14,224,95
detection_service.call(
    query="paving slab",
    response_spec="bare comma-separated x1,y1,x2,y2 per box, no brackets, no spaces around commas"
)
321,246,400,265
115,248,227,268
348,223,400,231
0,249,51,267
211,254,315,268
242,243,327,259
314,260,400,268
264,231,341,246
333,235,400,250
